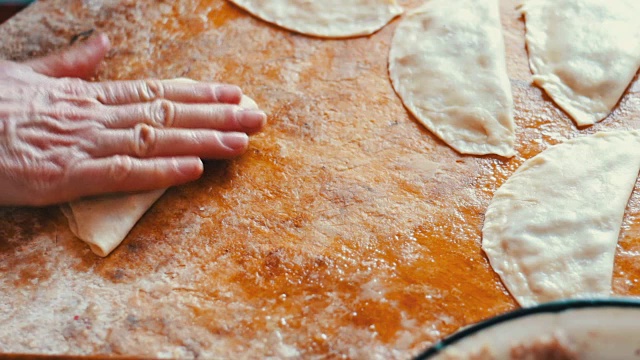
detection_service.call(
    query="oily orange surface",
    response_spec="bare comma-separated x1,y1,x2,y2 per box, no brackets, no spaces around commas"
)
1,0,640,358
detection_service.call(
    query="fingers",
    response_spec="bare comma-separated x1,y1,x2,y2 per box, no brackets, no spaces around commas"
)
89,79,242,105
105,101,267,134
91,125,249,159
65,156,204,199
25,33,111,79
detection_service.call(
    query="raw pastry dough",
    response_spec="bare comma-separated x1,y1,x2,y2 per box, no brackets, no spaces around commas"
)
483,131,640,306
63,79,259,257
522,0,640,126
228,0,403,38
389,0,516,157
61,190,166,257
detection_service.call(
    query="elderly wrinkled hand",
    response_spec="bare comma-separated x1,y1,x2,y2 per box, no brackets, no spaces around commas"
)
0,33,266,206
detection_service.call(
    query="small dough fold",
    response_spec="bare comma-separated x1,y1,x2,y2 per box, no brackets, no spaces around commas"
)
61,190,166,257
483,131,640,306
389,0,516,157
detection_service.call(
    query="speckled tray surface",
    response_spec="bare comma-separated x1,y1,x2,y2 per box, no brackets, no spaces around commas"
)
1,0,640,358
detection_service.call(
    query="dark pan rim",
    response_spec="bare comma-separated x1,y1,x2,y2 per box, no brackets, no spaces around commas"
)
414,297,640,359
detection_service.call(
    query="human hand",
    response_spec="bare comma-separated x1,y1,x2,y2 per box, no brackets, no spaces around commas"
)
0,33,266,206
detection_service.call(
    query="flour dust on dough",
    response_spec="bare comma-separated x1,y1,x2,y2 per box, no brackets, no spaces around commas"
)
228,0,403,38
389,0,516,157
62,78,259,257
483,131,640,307
522,0,640,126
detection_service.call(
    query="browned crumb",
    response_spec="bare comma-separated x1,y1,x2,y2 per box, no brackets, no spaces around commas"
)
509,335,578,360
439,334,579,360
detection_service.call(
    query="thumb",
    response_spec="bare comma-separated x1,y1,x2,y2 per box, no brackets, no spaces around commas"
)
25,33,111,79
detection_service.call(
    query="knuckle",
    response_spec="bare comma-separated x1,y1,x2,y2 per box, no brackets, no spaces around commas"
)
132,123,157,157
226,106,240,126
148,99,175,127
95,83,120,104
59,78,85,92
107,155,135,183
141,80,165,102
58,79,98,104
47,104,90,123
79,129,101,153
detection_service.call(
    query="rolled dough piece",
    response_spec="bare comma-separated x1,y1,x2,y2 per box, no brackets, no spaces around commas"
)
228,0,403,38
522,0,640,126
482,131,640,307
389,0,516,157
61,190,166,257
63,78,259,257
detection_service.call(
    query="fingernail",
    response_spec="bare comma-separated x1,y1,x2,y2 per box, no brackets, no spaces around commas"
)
221,133,249,150
215,85,242,103
176,158,203,178
237,110,267,129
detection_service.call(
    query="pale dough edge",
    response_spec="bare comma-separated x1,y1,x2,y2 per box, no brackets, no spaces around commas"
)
482,130,640,306
228,0,403,38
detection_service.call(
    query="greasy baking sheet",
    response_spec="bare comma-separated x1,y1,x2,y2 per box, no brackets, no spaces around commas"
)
1,0,639,358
